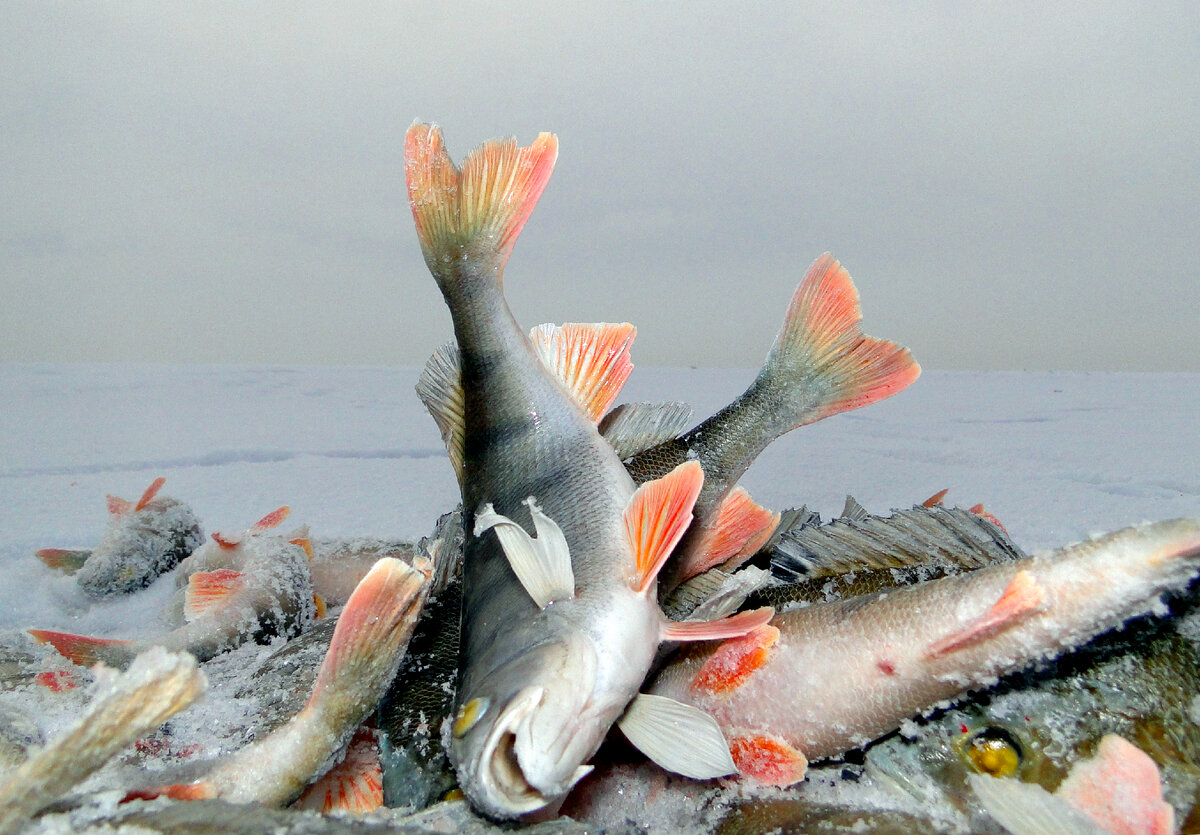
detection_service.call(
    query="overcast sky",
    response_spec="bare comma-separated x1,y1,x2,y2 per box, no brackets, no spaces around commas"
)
2,3,1197,371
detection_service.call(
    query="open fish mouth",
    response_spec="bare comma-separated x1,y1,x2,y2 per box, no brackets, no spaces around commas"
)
474,685,593,817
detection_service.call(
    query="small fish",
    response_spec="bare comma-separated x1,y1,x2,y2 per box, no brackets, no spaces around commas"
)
0,647,204,832
128,556,430,810
406,123,770,818
30,507,316,670
36,477,205,596
622,255,920,590
648,518,1200,789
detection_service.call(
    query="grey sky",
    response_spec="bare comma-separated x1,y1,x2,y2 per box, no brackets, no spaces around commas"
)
3,3,1197,370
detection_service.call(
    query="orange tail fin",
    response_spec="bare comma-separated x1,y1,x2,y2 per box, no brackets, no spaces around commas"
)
28,629,135,669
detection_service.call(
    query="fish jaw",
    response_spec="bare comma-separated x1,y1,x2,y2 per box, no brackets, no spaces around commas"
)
451,594,661,819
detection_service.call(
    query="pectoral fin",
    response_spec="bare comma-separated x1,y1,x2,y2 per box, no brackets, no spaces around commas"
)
475,499,574,608
184,569,246,622
924,570,1046,658
624,460,704,593
616,694,737,780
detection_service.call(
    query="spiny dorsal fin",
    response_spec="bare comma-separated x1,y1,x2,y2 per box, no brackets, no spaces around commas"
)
624,460,704,593
616,693,736,780
134,477,167,512
529,322,636,423
416,341,466,484
184,569,246,622
475,499,574,608
599,401,694,460
405,124,558,281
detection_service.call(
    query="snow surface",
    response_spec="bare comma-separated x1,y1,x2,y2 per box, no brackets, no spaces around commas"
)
2,363,1197,638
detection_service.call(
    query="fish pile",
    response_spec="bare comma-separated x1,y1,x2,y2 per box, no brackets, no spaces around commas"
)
1,125,1197,835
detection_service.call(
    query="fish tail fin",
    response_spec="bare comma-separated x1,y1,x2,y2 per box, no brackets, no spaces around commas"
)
28,629,136,669
305,557,430,717
755,253,920,435
405,123,558,287
34,548,91,575
123,781,217,804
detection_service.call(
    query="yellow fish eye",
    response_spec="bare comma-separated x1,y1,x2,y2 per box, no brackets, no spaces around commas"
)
452,697,490,739
964,727,1023,777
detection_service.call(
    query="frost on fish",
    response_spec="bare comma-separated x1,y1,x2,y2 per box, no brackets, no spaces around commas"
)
649,518,1200,790
37,478,205,597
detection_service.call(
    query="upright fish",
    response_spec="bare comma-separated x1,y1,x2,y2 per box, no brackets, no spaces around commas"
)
30,507,316,670
623,254,920,590
648,518,1200,788
405,123,771,818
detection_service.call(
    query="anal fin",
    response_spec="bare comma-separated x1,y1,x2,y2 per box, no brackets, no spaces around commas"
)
924,569,1046,658
729,733,808,787
616,694,736,780
530,322,636,422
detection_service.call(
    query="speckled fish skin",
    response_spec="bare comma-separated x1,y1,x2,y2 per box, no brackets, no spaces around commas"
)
649,518,1200,775
406,125,675,818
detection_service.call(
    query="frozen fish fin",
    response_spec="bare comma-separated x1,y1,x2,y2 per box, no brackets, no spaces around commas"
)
184,569,246,622
625,460,704,593
406,123,557,283
839,494,870,521
661,606,774,643
681,487,779,580
617,694,737,780
760,253,920,431
969,774,1098,835
28,629,136,669
475,499,574,608
691,624,780,695
106,495,131,516
925,570,1046,658
416,341,466,484
599,401,694,460
211,530,242,549
124,781,217,803
293,727,384,815
134,477,167,511
922,488,950,507
0,648,205,831
1055,734,1174,835
529,322,636,422
251,506,290,533
729,733,809,787
35,548,91,574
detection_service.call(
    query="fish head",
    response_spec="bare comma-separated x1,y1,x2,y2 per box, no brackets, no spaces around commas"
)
449,629,615,819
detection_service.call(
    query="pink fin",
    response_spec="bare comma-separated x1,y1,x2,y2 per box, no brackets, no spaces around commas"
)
924,570,1046,658
251,506,290,532
211,530,241,549
294,727,383,815
308,558,431,708
529,322,636,422
692,624,780,695
123,781,216,804
680,488,780,581
778,254,921,425
34,670,80,692
922,488,949,507
1057,735,1174,835
28,629,134,668
405,123,558,277
969,503,1010,534
184,569,246,621
35,548,90,574
729,734,808,787
624,460,704,593
134,477,166,511
661,606,775,643
107,494,131,516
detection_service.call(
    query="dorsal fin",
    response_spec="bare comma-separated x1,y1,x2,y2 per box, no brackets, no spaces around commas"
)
134,477,167,511
624,460,704,593
529,322,636,422
475,499,574,607
675,487,779,581
106,495,131,516
184,569,246,622
599,401,693,460
416,341,466,484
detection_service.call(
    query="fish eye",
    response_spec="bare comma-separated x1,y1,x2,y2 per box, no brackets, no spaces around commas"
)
452,697,490,739
964,727,1023,777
